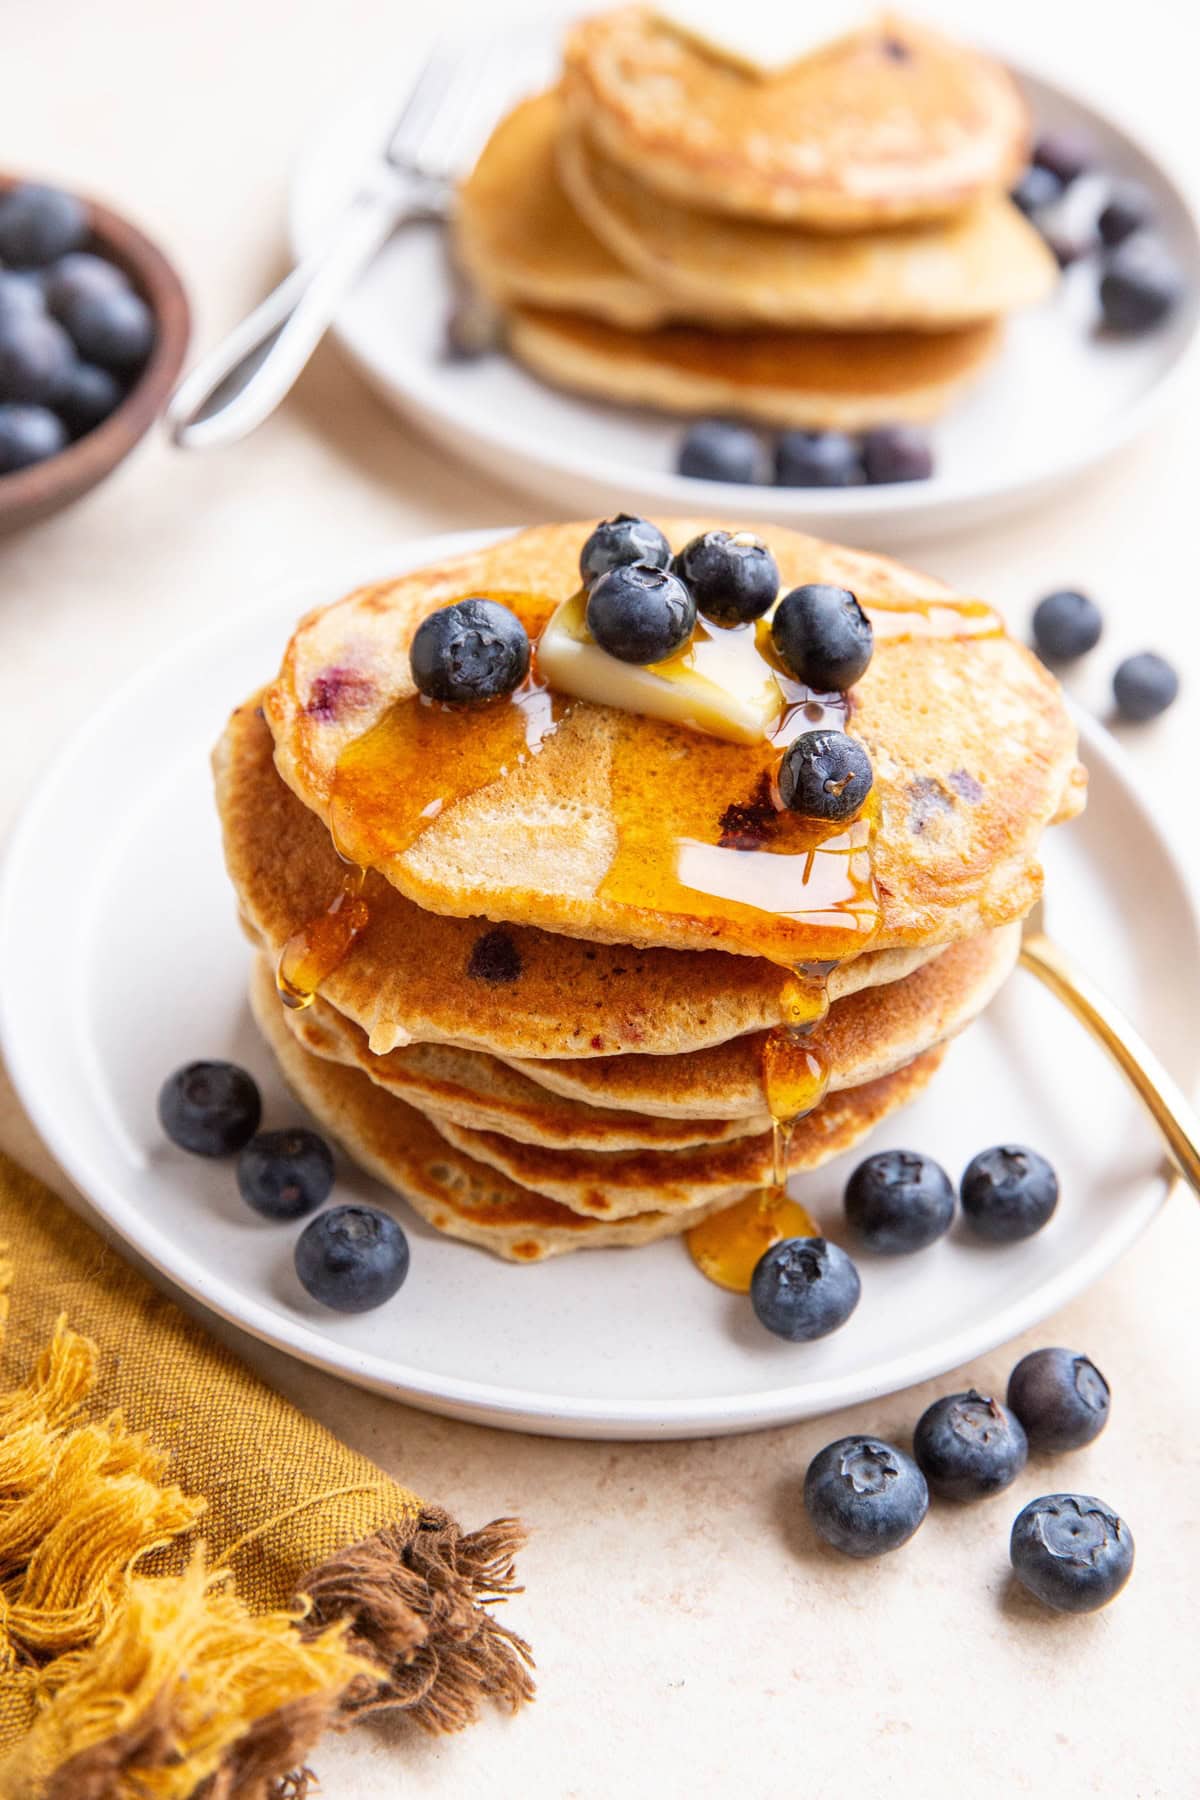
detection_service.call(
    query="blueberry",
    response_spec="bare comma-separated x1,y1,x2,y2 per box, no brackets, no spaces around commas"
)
0,182,88,266
1031,589,1103,661
0,403,67,474
750,1237,861,1341
294,1204,409,1313
158,1060,262,1157
56,360,123,437
1010,1493,1133,1613
43,250,128,318
774,429,865,488
56,284,155,370
777,730,873,823
0,310,76,405
1007,1347,1111,1452
844,1149,955,1255
1099,234,1185,334
672,528,779,626
960,1144,1058,1242
861,424,934,485
442,290,500,360
586,561,696,664
677,419,761,484
804,1436,928,1557
0,269,45,320
1113,651,1178,721
913,1390,1028,1500
1098,181,1155,249
237,1128,335,1221
771,583,873,691
1032,131,1095,187
410,597,530,702
579,513,672,587
1010,164,1065,218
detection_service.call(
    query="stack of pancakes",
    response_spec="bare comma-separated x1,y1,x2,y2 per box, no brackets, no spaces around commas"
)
453,8,1057,428
216,519,1084,1266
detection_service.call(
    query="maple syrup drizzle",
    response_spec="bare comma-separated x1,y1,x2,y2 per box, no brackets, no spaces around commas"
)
277,861,368,1010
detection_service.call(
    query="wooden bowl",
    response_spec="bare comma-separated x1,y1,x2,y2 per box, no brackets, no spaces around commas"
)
0,177,190,532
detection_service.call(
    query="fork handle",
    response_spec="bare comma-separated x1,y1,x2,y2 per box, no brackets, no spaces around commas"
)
1020,931,1200,1196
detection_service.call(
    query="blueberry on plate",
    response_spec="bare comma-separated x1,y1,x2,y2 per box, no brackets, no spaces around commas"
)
750,1237,861,1341
442,289,500,360
237,1128,335,1221
844,1149,955,1254
774,429,864,488
771,583,873,691
1010,164,1065,218
0,402,67,474
1007,1346,1111,1452
1010,1493,1133,1613
0,182,88,267
56,360,123,437
677,419,761,484
861,424,934,485
158,1060,262,1157
1113,651,1178,721
1031,589,1103,661
1098,180,1155,249
0,310,76,405
1032,130,1095,188
410,597,530,702
294,1204,410,1313
913,1390,1028,1500
43,250,129,317
777,729,873,823
0,269,45,320
586,561,696,664
580,513,672,587
960,1144,1058,1242
804,1435,929,1557
672,528,779,625
1099,234,1185,334
56,283,155,370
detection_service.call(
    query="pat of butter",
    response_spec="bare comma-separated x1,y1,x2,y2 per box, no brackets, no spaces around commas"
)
537,591,785,745
653,0,868,76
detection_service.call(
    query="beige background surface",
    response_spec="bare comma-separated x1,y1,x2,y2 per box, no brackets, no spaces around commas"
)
3,3,1198,1795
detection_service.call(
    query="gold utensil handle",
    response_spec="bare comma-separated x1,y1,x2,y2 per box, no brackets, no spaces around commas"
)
1020,933,1200,1196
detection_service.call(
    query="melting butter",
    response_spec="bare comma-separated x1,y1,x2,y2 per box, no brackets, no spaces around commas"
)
652,0,867,78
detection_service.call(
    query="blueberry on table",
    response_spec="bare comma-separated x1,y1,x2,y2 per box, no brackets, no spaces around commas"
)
1010,1493,1133,1613
294,1204,409,1313
1032,130,1095,188
158,1060,262,1157
1031,589,1103,661
56,360,123,437
677,419,761,484
1099,234,1185,333
586,561,696,664
913,1390,1028,1500
672,528,779,625
57,284,155,370
0,403,67,473
774,429,865,488
0,310,76,405
1007,1347,1111,1452
861,424,934,485
844,1149,955,1254
410,597,531,702
771,583,873,691
237,1128,335,1221
750,1237,861,1341
0,182,88,266
1010,164,1065,218
960,1145,1058,1242
580,513,672,587
43,250,129,317
777,730,873,823
1113,651,1178,721
804,1436,928,1557
1098,180,1155,249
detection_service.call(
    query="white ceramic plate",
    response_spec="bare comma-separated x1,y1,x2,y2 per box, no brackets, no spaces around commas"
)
3,529,1197,1440
289,48,1200,546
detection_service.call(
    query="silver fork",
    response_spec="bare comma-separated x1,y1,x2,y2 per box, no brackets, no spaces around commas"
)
166,41,510,451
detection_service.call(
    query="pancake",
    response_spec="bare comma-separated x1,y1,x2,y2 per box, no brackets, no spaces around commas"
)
562,9,1029,229
506,305,1002,428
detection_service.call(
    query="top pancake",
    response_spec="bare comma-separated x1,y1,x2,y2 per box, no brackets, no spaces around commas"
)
562,8,1030,229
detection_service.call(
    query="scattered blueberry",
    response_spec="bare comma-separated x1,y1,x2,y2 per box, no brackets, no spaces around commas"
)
442,289,499,360
0,182,88,266
960,1145,1059,1243
580,513,671,587
1010,164,1065,218
237,1128,335,1221
771,583,873,691
778,729,873,823
158,1060,262,1157
1031,589,1103,661
913,1390,1028,1500
750,1237,861,1341
1113,651,1178,721
1010,1493,1133,1613
0,269,45,320
672,528,779,626
1032,130,1095,188
410,597,530,702
56,283,154,371
844,1149,955,1255
0,403,67,473
804,1436,929,1557
677,419,760,484
0,310,76,405
1099,234,1185,333
294,1204,410,1313
861,424,934,485
1007,1347,1111,1452
586,561,696,663
1037,206,1096,271
43,250,128,317
774,429,865,488
1098,181,1155,249
56,360,123,437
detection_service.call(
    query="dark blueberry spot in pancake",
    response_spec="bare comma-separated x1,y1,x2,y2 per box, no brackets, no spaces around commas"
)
612,966,627,976
719,772,779,849
306,666,375,721
466,928,522,985
254,704,265,720
591,1035,604,1051
908,777,955,834
882,34,912,61
948,768,984,804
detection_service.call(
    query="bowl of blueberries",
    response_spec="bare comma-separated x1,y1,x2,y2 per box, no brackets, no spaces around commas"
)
0,178,189,531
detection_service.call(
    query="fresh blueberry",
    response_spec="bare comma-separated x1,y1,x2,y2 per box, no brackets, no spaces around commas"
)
844,1149,955,1255
43,250,128,318
56,360,123,437
1098,181,1155,249
237,1128,335,1221
774,429,865,488
960,1145,1059,1242
0,310,76,405
861,425,934,485
1007,1347,1111,1452
777,729,873,823
1010,1493,1134,1613
0,269,45,320
294,1204,410,1313
410,597,530,702
1037,208,1096,271
1113,651,1178,721
804,1436,929,1557
1031,589,1103,661
56,284,155,370
771,583,873,691
750,1237,861,1341
1032,130,1095,187
442,289,500,360
0,182,88,266
579,513,672,587
1099,234,1185,333
586,561,696,664
672,528,779,626
677,419,761,484
913,1389,1028,1500
1010,164,1065,218
158,1060,262,1157
0,403,67,474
